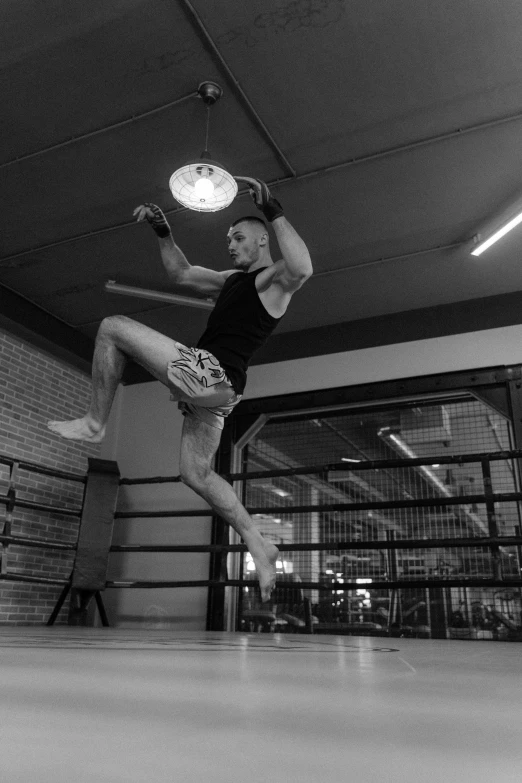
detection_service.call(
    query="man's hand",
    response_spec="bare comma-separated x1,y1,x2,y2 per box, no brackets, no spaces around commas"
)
133,203,171,238
234,176,284,222
134,203,232,296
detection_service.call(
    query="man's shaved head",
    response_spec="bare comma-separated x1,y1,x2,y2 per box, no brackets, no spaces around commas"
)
230,215,267,232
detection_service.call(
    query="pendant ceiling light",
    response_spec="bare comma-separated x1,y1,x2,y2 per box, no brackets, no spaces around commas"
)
169,81,237,212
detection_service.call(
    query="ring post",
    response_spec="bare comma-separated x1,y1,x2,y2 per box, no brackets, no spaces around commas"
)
68,458,120,626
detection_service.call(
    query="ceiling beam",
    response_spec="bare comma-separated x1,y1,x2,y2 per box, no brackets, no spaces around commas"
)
0,283,155,385
178,0,296,177
0,284,93,375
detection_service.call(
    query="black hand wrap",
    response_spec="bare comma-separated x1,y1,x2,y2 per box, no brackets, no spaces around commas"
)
144,203,171,238
248,179,284,222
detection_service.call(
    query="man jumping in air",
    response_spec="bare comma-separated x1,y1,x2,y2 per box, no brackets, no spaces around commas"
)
48,178,313,602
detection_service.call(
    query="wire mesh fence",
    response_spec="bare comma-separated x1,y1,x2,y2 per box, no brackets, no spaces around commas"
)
236,396,522,640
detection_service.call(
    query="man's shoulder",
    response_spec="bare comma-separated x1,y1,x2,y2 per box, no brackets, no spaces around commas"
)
212,269,241,291
222,269,240,279
255,261,283,292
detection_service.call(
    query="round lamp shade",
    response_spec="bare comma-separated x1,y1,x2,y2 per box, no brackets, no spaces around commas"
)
169,160,238,212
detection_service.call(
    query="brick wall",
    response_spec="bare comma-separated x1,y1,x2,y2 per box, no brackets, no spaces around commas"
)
0,329,101,624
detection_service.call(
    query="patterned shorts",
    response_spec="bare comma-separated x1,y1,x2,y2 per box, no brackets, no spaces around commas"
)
166,342,242,430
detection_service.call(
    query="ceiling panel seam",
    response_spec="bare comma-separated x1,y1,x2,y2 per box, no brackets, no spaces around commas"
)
70,238,466,324
3,102,522,267
4,80,522,177
75,301,188,329
179,0,296,178
313,240,468,277
0,92,198,170
2,91,522,180
265,107,522,188
68,236,465,325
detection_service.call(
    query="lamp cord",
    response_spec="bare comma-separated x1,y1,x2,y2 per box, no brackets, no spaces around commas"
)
204,105,211,156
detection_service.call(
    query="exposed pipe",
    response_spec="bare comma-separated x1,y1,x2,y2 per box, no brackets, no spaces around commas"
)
0,91,198,169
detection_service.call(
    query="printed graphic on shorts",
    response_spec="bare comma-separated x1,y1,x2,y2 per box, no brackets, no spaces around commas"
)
169,347,226,388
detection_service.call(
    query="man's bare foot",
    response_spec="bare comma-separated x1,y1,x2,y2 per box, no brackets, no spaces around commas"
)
252,542,279,603
47,416,106,443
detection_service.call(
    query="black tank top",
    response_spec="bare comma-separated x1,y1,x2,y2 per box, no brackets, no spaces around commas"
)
196,267,282,394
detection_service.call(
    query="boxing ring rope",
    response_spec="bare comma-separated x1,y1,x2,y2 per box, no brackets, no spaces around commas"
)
0,453,87,482
119,448,522,484
0,454,119,625
105,579,522,591
113,493,522,517
110,449,522,598
0,453,85,591
2,447,522,630
109,537,522,554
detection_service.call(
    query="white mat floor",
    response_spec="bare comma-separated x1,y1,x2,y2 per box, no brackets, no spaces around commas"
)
0,628,519,783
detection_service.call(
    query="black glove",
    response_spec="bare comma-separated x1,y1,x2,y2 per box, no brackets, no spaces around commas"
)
235,177,284,222
134,203,171,238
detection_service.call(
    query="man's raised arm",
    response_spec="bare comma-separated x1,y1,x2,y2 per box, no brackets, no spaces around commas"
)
234,178,313,291
271,216,313,289
134,203,228,297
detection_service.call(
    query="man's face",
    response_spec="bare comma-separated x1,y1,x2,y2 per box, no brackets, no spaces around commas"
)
226,222,265,270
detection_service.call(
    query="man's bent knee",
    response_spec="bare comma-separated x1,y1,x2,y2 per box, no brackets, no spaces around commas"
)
179,461,212,491
97,314,132,338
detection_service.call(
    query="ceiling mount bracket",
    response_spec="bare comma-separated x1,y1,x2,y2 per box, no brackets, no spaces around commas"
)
197,81,223,106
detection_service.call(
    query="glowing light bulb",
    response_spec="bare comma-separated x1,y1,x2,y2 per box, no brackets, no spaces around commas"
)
194,172,215,200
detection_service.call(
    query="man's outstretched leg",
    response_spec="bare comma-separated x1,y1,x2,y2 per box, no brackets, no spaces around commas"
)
179,413,278,602
47,315,186,442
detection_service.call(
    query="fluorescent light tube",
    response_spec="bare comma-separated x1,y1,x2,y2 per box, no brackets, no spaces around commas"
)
104,280,214,310
471,210,522,256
